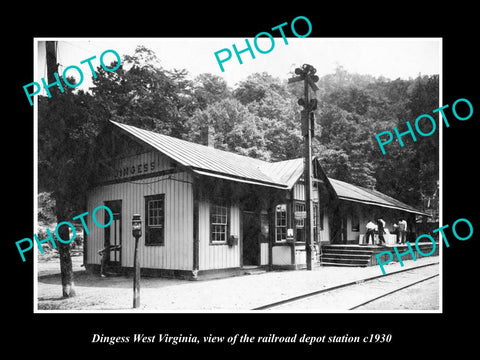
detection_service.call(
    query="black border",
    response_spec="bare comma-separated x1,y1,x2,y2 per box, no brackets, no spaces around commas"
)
8,5,478,355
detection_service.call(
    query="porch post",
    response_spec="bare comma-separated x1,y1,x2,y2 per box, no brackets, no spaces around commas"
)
192,181,200,278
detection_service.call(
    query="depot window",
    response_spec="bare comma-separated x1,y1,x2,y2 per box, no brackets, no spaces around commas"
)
295,202,305,242
293,202,320,243
145,194,165,246
275,204,287,242
210,201,229,244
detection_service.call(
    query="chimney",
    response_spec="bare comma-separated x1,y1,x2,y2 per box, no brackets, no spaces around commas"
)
201,125,215,148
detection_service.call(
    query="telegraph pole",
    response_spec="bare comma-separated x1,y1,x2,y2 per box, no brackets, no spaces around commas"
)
288,64,319,270
45,41,58,87
46,40,76,297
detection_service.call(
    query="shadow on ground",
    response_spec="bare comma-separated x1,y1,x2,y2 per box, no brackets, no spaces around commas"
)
38,270,189,290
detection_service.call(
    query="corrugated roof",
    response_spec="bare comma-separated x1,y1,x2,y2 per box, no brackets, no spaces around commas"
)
329,178,426,215
110,121,426,215
111,120,284,188
261,158,305,188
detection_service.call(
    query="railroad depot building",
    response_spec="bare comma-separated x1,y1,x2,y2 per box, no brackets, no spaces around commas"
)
84,120,431,280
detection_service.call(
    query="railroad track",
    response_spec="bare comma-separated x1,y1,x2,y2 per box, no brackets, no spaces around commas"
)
253,262,440,311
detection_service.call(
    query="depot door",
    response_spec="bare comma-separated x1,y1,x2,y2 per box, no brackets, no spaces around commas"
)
242,211,260,266
104,200,122,267
330,207,347,244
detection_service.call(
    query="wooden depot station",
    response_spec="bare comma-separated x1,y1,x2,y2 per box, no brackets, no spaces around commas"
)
83,121,436,280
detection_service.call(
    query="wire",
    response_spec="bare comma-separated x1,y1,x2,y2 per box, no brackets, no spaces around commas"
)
127,174,193,185
61,40,94,54
123,173,193,200
99,159,193,201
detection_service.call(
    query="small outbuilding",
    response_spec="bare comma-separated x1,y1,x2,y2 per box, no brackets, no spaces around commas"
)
84,121,428,279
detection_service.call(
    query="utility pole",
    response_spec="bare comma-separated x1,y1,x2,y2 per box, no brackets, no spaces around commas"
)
45,41,58,88
46,41,76,297
288,64,319,270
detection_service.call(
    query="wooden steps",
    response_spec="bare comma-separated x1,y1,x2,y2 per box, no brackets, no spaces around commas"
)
320,245,375,267
242,265,268,275
319,243,439,267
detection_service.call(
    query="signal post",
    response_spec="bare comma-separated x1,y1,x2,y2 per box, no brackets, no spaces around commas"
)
288,64,319,270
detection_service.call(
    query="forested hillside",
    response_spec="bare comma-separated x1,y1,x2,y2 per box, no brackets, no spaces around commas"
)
39,46,439,216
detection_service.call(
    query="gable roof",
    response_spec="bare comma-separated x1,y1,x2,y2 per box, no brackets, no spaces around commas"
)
111,120,286,189
110,120,426,215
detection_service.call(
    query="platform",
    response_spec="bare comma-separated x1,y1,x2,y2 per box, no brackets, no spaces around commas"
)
319,242,439,267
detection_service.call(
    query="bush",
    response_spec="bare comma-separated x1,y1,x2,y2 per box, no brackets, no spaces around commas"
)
35,227,84,252
37,192,56,225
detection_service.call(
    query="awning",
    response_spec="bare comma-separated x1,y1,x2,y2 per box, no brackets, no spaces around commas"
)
336,196,429,216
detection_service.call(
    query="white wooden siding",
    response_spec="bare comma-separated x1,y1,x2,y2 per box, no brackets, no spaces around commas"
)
106,151,173,182
346,215,361,242
293,182,330,242
272,246,291,265
86,168,194,270
319,209,330,242
295,246,306,265
198,198,240,270
292,183,319,201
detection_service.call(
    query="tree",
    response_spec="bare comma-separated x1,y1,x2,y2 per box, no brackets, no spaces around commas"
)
370,75,439,207
38,83,102,297
185,72,304,161
233,72,288,105
315,102,377,188
233,73,303,160
192,73,231,110
247,87,303,161
316,65,377,100
37,45,196,297
91,45,193,138
39,46,439,293
185,98,270,159
317,148,351,181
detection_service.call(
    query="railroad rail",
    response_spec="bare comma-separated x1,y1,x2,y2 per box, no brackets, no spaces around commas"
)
348,273,439,310
253,261,439,311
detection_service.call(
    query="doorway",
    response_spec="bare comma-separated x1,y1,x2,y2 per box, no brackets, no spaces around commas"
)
242,211,261,266
104,200,122,268
331,206,347,244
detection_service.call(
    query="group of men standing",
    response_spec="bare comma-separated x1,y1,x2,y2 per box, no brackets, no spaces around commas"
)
364,218,407,245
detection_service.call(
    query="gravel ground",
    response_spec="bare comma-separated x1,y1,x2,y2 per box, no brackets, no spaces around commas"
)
355,276,439,310
36,255,440,312
262,264,439,311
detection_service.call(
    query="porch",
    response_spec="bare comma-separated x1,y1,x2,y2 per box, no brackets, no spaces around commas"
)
319,242,439,267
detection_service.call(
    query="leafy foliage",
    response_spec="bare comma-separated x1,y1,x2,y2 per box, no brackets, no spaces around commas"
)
39,47,439,217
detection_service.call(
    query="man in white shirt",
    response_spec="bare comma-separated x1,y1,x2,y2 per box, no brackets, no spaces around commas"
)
365,220,376,245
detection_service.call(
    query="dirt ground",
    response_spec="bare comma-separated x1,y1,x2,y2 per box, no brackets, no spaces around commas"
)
36,253,440,312
37,252,85,277
37,253,188,311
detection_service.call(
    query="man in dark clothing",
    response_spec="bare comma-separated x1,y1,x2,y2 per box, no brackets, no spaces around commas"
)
377,218,386,245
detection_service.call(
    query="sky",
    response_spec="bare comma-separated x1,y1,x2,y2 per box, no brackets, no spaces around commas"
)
35,37,441,93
